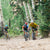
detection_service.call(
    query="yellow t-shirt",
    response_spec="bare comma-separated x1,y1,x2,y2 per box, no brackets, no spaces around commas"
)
29,23,37,28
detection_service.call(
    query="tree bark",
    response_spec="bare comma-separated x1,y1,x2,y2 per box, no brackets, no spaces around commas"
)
23,1,29,22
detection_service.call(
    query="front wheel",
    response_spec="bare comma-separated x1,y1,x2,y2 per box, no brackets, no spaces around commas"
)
32,32,36,40
24,34,28,41
24,33,30,41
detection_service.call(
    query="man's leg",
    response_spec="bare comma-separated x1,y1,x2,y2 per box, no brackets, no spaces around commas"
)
26,32,27,35
24,30,28,36
35,30,38,36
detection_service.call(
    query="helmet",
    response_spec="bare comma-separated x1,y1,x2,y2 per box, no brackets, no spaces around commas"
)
22,26,24,28
5,25,8,27
25,22,27,25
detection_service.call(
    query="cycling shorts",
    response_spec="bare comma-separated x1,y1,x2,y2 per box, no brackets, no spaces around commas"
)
32,27,37,31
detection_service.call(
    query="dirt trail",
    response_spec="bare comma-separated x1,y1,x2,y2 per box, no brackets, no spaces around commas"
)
0,36,50,50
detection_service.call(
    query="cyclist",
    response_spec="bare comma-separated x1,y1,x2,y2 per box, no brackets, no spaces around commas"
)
28,20,39,40
4,25,10,39
22,22,29,41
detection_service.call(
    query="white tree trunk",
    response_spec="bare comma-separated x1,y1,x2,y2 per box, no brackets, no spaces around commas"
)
0,0,4,32
31,0,35,10
23,1,29,22
27,3,33,22
0,0,4,25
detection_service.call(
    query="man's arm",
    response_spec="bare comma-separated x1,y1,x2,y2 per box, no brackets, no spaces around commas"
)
34,23,39,29
22,26,24,31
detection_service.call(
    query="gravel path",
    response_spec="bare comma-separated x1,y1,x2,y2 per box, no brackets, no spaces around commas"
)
0,37,50,50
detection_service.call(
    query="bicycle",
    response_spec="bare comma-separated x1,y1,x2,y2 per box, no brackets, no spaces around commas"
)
24,31,30,41
4,31,10,40
32,29,36,40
